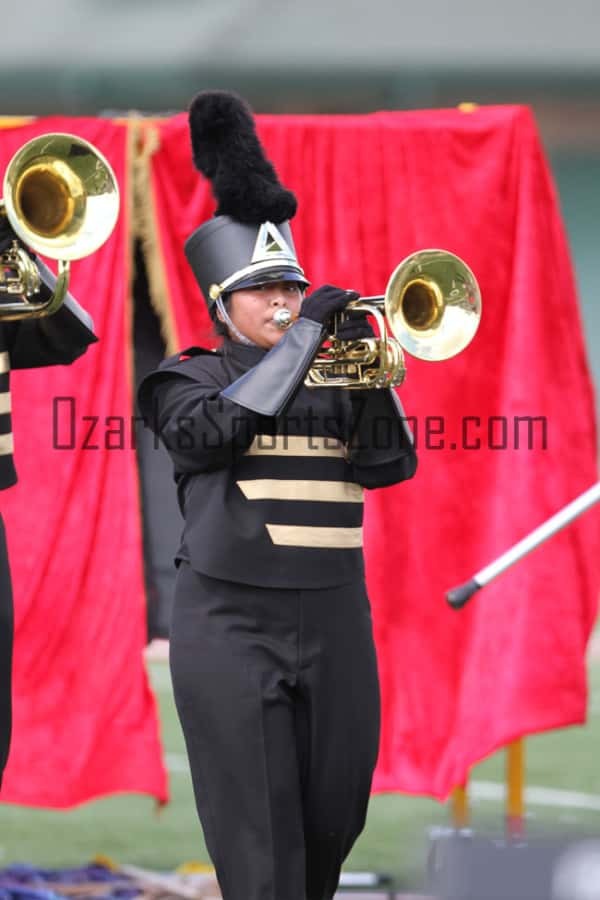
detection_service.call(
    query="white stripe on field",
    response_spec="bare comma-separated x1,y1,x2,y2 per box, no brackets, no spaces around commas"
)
166,752,190,773
149,668,172,691
472,781,600,812
163,758,600,812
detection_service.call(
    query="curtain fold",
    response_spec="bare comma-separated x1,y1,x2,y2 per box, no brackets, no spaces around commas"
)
142,104,599,800
0,117,167,807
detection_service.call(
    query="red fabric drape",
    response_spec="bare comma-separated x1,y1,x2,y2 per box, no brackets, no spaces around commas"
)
146,105,599,800
0,118,167,807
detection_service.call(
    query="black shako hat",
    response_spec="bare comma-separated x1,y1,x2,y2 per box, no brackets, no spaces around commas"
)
184,90,309,307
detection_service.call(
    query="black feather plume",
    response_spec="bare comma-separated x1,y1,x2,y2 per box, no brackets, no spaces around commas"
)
188,90,297,224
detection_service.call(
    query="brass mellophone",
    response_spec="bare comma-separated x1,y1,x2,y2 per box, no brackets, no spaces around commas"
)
275,249,482,389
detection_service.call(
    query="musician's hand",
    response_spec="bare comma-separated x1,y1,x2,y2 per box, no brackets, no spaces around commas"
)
299,285,359,329
335,312,375,342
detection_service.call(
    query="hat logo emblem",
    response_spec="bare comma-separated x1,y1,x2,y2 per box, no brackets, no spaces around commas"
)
251,222,294,263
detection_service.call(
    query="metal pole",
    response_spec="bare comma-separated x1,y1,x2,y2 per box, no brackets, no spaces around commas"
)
447,481,600,609
506,739,525,837
451,783,469,829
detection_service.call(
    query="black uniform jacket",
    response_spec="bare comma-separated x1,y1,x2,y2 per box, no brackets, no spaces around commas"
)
138,336,417,590
0,259,98,490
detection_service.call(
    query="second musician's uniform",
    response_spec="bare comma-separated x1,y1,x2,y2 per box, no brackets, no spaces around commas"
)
0,258,97,786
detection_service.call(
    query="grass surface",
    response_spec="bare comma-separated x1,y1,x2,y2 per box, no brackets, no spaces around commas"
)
1,654,599,890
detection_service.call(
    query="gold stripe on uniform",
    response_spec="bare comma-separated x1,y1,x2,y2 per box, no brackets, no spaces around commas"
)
0,392,11,415
266,524,363,549
0,352,9,374
238,479,363,503
0,433,14,456
246,434,345,458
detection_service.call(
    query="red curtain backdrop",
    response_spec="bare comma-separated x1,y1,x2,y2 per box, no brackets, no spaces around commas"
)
145,105,599,799
0,118,167,807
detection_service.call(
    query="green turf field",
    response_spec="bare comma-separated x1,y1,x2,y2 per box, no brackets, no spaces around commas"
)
1,652,599,890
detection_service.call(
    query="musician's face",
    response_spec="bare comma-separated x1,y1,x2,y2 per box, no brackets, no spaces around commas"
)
223,281,304,349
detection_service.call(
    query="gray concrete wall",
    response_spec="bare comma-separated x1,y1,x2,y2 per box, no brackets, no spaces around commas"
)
4,0,600,71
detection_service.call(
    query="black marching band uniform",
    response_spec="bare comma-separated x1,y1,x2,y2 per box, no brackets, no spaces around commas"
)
0,220,97,786
138,92,418,900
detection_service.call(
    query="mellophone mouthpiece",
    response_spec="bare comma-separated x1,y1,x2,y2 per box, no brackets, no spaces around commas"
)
273,308,293,330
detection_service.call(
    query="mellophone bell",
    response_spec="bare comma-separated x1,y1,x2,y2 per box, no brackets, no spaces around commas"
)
0,131,119,319
0,132,118,788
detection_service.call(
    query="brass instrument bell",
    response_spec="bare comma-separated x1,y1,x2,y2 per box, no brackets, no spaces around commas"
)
0,132,120,320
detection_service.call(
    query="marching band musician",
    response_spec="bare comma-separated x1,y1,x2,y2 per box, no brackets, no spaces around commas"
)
138,91,417,900
0,215,97,787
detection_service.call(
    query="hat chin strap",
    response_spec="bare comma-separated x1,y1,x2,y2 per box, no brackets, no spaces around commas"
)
215,296,257,347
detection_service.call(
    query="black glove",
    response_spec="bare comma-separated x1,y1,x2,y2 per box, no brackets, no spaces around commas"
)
299,284,359,329
335,310,375,342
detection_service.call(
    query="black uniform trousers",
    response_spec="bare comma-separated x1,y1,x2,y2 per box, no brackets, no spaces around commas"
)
170,562,381,900
0,513,13,784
